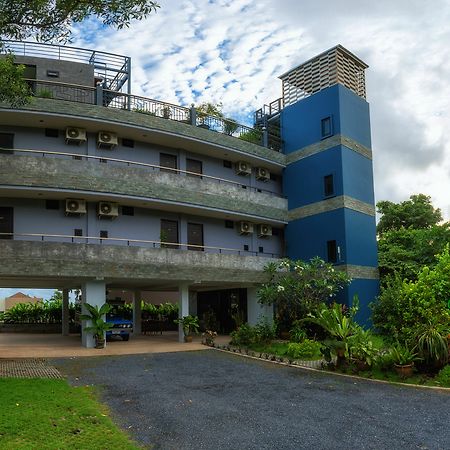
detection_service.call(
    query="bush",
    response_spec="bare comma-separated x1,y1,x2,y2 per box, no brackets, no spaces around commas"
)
230,324,255,347
254,319,276,344
435,365,450,387
289,321,307,343
286,340,322,359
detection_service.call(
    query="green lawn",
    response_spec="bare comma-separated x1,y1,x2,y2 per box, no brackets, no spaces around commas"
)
0,378,142,450
247,341,322,360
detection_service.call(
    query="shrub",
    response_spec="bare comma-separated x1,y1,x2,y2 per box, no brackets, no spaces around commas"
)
414,319,449,367
289,321,307,343
435,365,450,387
286,340,322,359
348,329,378,366
254,319,276,344
230,323,255,347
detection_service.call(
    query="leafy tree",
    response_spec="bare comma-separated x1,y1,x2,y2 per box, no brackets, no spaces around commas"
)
377,194,442,235
0,1,159,106
0,1,159,43
257,257,351,330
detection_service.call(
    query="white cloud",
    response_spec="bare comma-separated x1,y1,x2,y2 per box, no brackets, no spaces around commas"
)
69,0,450,219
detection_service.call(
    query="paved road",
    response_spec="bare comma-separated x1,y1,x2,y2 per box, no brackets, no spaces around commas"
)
53,350,450,450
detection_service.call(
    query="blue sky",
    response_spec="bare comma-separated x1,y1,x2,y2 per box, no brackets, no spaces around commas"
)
2,0,450,299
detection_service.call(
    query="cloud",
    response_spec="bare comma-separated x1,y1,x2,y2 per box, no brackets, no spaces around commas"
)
70,0,450,219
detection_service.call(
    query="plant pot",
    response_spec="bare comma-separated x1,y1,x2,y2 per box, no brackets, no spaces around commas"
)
184,335,193,343
394,363,414,378
279,331,290,340
95,337,105,349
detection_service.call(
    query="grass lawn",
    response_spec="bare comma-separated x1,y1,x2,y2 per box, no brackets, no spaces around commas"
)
0,378,141,450
248,341,322,360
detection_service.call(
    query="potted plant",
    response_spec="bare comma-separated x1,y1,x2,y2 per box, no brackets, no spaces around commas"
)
348,328,378,371
175,315,200,342
390,344,419,378
79,303,113,349
202,329,217,346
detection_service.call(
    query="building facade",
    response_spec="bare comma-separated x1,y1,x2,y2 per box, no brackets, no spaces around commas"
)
0,42,378,346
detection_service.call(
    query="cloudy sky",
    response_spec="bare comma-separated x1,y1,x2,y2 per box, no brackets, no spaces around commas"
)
3,0,449,300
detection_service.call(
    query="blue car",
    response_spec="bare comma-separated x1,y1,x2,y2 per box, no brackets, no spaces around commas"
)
106,308,133,341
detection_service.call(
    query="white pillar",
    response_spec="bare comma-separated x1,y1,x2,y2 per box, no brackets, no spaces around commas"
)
132,290,142,335
247,287,273,326
81,280,106,348
178,284,189,342
62,289,70,336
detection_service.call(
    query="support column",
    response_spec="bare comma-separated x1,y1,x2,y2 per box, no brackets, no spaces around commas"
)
247,287,273,326
178,284,189,343
132,290,142,335
62,289,70,336
81,280,106,348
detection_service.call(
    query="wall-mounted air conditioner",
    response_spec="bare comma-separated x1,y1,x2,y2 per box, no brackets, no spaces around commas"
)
239,221,254,235
65,127,87,145
235,161,252,176
256,167,270,182
97,202,119,218
258,223,272,237
65,198,86,215
97,131,118,149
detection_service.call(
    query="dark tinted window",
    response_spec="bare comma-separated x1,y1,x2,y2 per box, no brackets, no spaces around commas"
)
100,230,108,238
243,245,249,251
0,133,14,154
187,223,204,251
186,158,202,177
45,200,60,210
321,116,332,138
74,229,83,237
122,138,134,148
121,206,134,216
161,219,179,248
223,160,232,168
327,240,337,263
45,128,59,138
225,220,234,229
160,153,177,173
324,174,334,197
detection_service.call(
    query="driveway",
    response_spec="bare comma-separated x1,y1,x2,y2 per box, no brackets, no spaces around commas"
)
53,350,450,450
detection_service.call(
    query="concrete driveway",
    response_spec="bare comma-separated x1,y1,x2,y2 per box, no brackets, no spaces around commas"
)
54,350,450,450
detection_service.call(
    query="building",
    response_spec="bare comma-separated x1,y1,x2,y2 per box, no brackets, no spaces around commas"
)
0,292,43,312
0,41,378,347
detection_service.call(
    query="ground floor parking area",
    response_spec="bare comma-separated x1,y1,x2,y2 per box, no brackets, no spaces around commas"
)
53,350,450,450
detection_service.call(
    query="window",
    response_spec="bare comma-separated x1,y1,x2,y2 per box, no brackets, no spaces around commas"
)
0,133,14,154
160,219,179,248
324,174,334,197
327,240,337,263
121,206,134,216
100,230,108,239
243,245,249,252
258,246,264,253
122,138,134,148
187,223,204,251
321,116,333,138
46,70,60,78
74,229,83,237
269,173,278,182
160,153,177,174
45,128,59,138
223,160,232,168
225,220,234,229
186,158,203,177
45,200,59,210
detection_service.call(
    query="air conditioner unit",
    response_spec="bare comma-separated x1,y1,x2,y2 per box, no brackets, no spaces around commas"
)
97,202,119,218
97,131,118,149
235,161,252,176
258,223,272,237
239,221,254,235
256,167,270,182
65,198,86,215
65,127,87,145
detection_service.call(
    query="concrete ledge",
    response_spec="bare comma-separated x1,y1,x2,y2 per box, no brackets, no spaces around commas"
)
286,134,372,165
0,240,277,286
0,155,287,222
336,265,380,280
288,195,375,221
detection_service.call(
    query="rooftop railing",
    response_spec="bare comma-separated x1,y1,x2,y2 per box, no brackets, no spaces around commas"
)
23,78,282,152
0,233,280,258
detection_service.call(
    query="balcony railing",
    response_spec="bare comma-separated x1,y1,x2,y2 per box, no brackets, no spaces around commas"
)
2,147,285,198
0,233,280,258
21,79,282,152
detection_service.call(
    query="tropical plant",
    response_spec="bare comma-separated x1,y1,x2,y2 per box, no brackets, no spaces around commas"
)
286,340,322,359
230,323,255,347
79,303,113,345
174,315,199,337
348,328,378,367
253,318,276,344
435,365,450,387
414,319,449,367
390,344,420,366
289,320,307,343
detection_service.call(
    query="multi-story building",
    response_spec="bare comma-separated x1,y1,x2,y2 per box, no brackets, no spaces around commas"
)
0,41,378,347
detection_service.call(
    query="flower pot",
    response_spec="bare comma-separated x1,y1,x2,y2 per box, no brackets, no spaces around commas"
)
394,363,414,378
95,337,105,349
184,335,193,343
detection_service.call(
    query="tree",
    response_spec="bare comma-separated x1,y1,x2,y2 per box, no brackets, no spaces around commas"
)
376,194,442,235
0,1,159,43
0,1,159,106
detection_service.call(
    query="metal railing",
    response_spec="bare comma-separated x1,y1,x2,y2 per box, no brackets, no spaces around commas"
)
3,40,130,93
0,233,280,258
20,78,281,152
4,147,284,198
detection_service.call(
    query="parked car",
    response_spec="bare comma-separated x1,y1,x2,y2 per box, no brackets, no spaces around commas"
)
106,301,133,341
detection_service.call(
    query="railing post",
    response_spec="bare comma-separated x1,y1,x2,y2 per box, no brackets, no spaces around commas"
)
95,82,104,106
190,104,197,125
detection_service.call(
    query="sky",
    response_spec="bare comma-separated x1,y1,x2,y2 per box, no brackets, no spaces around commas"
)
2,0,450,300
